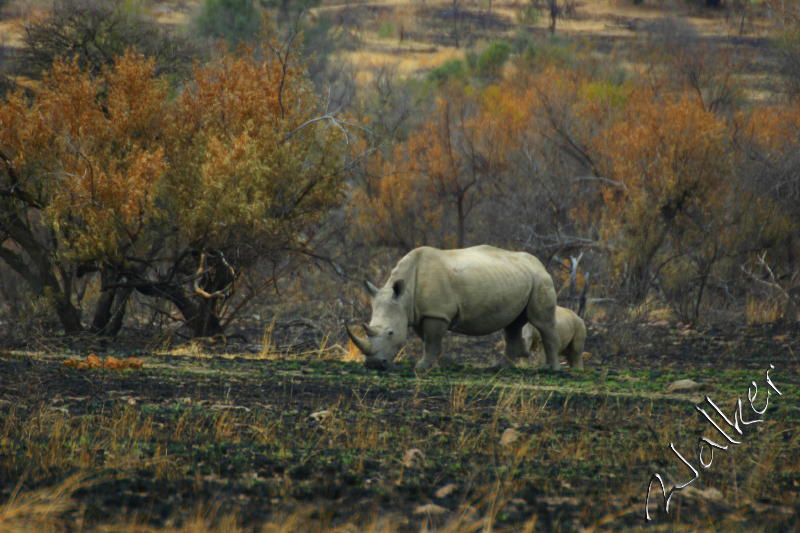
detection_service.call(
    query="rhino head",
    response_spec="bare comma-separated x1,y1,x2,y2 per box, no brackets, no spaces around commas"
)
346,279,409,370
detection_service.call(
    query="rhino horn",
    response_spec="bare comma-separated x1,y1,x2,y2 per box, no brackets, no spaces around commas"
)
364,280,379,297
346,324,374,356
362,323,379,337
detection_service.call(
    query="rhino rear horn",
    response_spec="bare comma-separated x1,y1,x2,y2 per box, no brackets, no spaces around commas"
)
346,324,374,356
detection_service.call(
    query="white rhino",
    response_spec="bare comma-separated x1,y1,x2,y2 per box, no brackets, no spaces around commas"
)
346,245,562,372
522,306,586,370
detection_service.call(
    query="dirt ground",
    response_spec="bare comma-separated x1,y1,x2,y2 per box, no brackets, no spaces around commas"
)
1,320,798,531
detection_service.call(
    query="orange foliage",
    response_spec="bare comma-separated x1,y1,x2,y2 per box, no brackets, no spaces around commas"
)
0,52,167,261
738,99,800,156
164,46,342,249
353,84,525,249
63,353,144,370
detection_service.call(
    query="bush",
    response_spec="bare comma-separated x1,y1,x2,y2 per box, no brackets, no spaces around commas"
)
17,0,199,79
427,59,467,85
195,0,261,46
476,40,511,78
775,30,800,98
377,21,395,40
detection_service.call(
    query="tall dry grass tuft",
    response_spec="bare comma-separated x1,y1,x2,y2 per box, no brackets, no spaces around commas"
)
745,296,783,324
495,386,551,426
0,473,91,533
259,319,278,359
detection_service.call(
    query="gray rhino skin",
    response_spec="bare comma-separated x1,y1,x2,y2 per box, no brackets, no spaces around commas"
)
346,245,562,372
522,306,586,370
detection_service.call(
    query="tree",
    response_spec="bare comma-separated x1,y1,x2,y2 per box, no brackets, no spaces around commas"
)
18,0,198,79
0,53,167,333
0,42,347,337
548,0,559,34
640,17,743,114
195,0,262,46
352,85,510,250
153,43,344,336
591,91,748,320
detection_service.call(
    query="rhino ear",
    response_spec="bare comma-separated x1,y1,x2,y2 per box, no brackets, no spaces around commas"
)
364,280,379,297
392,279,405,299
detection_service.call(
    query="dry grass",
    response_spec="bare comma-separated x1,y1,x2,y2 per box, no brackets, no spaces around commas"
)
1,354,797,531
344,45,463,85
745,296,784,324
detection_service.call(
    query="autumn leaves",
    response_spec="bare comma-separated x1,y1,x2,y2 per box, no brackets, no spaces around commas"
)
0,44,345,335
349,69,798,321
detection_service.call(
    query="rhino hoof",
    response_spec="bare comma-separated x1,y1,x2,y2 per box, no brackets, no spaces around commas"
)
365,359,390,371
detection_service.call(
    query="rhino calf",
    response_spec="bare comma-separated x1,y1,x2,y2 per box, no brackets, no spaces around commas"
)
522,306,586,370
346,245,563,372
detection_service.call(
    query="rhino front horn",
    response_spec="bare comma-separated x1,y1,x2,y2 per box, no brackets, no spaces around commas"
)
346,324,374,356
362,323,379,337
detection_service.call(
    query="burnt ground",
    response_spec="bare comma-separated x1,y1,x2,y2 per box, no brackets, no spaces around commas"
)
0,320,798,531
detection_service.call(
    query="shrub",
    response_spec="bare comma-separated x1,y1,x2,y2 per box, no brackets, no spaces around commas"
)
774,30,800,98
194,0,261,46
476,40,511,78
18,0,198,79
427,59,467,85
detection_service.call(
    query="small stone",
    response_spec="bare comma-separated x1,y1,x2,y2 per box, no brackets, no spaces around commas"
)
413,503,448,516
666,379,704,393
403,448,425,468
309,410,331,422
435,483,458,498
500,428,520,446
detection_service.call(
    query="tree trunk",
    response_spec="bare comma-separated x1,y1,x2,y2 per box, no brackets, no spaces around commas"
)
0,211,83,333
133,280,224,337
91,267,132,336
549,0,558,34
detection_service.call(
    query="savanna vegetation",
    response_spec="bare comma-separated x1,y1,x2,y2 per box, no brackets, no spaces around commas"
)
0,0,798,530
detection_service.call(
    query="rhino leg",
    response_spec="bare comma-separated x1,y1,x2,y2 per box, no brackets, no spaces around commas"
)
526,284,560,371
416,317,448,372
565,342,583,370
503,314,530,365
566,320,586,370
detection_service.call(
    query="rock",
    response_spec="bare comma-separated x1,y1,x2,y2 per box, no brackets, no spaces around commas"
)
500,428,520,446
666,379,704,393
403,448,425,468
309,410,331,422
413,503,448,516
435,483,458,498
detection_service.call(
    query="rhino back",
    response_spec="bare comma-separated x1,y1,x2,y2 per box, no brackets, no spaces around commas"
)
413,245,548,335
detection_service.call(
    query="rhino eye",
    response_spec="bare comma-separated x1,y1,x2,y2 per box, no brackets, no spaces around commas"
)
388,330,394,336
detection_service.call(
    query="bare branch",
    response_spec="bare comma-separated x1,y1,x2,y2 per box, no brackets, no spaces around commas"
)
193,252,236,300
